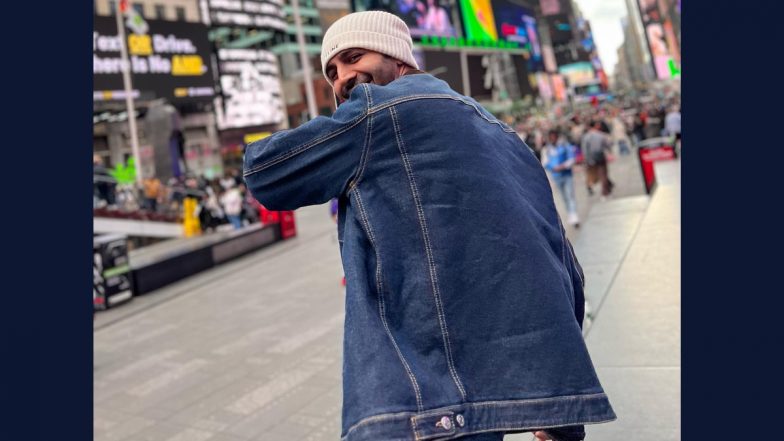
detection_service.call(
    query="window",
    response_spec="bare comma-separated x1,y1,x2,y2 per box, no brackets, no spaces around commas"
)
132,3,144,16
175,6,186,21
155,5,166,19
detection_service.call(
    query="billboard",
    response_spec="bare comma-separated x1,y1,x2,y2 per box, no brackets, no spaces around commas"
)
558,61,595,87
93,17,215,103
535,72,552,100
490,0,542,69
460,0,498,42
353,0,459,38
551,73,566,101
199,0,286,31
637,0,678,79
421,50,464,94
214,48,285,130
539,0,560,16
544,13,572,45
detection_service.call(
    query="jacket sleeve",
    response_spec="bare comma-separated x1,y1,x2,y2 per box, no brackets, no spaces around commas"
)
242,84,372,211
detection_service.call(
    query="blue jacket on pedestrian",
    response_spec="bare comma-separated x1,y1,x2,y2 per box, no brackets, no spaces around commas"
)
243,73,615,441
543,141,577,178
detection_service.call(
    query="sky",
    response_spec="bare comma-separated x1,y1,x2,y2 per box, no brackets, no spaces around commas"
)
573,0,628,75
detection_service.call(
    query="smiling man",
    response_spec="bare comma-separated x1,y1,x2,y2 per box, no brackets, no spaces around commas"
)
243,11,615,441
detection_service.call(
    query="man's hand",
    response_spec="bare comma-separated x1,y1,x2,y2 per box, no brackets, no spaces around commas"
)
534,431,553,440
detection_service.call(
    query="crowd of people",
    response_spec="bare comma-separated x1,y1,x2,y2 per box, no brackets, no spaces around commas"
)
514,96,681,228
93,160,262,233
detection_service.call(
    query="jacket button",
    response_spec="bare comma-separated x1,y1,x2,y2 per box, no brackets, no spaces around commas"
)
437,416,452,430
456,414,465,427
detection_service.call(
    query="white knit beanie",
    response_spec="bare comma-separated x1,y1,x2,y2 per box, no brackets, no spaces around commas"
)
321,11,419,83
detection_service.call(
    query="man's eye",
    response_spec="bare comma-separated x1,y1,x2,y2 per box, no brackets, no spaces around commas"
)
350,53,362,62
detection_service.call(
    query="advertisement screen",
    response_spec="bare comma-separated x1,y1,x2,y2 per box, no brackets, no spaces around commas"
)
353,0,459,38
199,0,286,31
511,54,536,98
491,0,542,67
558,61,595,87
93,17,215,103
645,23,672,80
535,73,552,100
466,54,494,101
544,13,572,45
551,74,566,101
637,0,678,79
459,0,498,42
214,49,285,129
421,50,464,94
539,0,561,16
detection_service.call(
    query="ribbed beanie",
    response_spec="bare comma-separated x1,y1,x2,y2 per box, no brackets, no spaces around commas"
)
321,11,419,83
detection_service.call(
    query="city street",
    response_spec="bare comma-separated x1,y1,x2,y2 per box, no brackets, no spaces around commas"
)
94,153,679,441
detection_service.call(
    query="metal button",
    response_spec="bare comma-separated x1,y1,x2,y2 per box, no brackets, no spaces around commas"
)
436,416,452,430
456,414,465,427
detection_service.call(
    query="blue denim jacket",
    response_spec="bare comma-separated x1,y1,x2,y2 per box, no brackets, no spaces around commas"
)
244,74,615,441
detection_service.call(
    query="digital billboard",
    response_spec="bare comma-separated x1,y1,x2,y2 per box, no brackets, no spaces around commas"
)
637,0,678,79
539,0,560,16
543,13,572,45
214,48,285,130
460,0,498,42
558,61,595,87
421,50,465,94
199,0,286,31
93,17,215,103
353,0,459,38
490,0,542,68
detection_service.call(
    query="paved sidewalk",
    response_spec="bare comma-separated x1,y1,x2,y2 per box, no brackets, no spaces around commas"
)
583,160,681,441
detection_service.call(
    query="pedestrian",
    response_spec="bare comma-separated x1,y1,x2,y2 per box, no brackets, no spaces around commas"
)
609,110,631,155
243,11,614,441
581,120,614,199
220,183,244,230
665,104,681,149
632,112,645,146
93,155,117,207
542,130,580,228
142,176,162,212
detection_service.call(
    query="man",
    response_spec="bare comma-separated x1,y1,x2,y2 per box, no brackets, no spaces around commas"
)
664,104,681,149
581,120,614,199
542,130,580,228
244,11,615,441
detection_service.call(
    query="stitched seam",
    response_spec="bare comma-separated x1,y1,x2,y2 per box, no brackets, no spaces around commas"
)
567,239,584,287
410,416,420,441
389,106,468,401
353,188,424,412
426,419,617,441
556,216,567,267
369,94,516,132
243,113,368,177
340,393,610,440
347,92,373,193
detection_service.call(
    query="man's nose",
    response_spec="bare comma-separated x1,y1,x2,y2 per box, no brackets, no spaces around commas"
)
334,69,357,100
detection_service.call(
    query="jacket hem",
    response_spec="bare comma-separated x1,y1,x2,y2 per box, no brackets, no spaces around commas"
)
341,393,616,441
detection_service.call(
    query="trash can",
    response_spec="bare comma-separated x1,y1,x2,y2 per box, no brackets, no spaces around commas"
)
93,234,133,310
637,137,677,194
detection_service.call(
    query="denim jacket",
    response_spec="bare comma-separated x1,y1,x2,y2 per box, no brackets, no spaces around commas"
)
244,74,615,441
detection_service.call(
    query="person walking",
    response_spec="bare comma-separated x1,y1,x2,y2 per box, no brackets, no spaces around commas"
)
220,183,243,230
581,120,614,199
243,11,614,441
542,130,580,228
